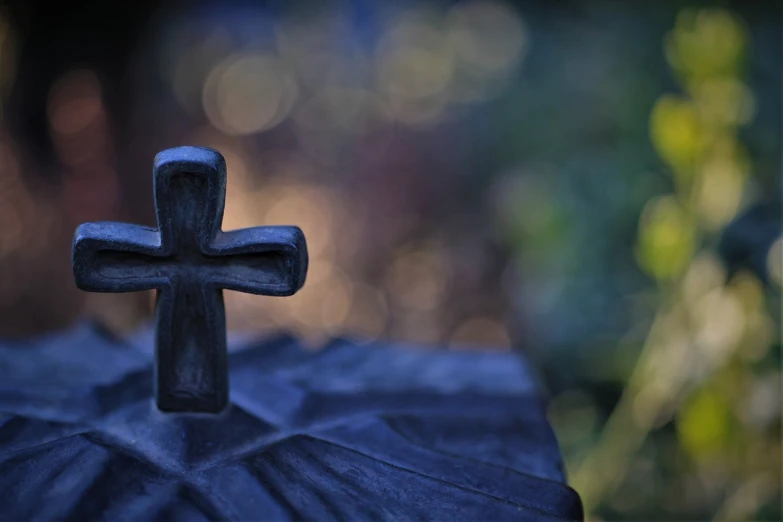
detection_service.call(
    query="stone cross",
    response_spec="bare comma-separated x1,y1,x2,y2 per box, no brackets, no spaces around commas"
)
72,146,308,414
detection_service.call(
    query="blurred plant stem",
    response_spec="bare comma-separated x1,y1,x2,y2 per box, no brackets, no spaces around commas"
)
571,290,685,510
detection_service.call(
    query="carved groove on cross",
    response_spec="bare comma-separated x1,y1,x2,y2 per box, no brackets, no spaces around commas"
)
72,146,308,414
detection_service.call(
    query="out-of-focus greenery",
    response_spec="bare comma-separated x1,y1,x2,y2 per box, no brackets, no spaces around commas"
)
563,9,781,520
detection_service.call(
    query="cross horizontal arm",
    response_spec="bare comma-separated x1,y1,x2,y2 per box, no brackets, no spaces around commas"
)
72,222,167,293
207,226,308,296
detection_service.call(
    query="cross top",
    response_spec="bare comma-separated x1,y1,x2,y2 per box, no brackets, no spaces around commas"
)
73,146,308,414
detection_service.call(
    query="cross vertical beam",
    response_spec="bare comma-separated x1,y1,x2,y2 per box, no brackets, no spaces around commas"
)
72,146,308,414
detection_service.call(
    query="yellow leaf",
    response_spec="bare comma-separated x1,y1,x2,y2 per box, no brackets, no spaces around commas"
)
650,96,702,181
636,195,696,281
677,387,730,460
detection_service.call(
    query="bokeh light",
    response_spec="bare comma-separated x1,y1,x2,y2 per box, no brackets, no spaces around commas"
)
203,53,297,135
447,1,526,76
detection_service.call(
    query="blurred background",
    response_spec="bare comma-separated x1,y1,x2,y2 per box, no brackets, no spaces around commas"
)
0,0,779,519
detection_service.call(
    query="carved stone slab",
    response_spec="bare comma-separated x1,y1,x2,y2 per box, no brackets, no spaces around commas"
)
0,324,584,521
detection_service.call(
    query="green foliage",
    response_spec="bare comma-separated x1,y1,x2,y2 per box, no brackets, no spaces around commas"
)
565,7,780,520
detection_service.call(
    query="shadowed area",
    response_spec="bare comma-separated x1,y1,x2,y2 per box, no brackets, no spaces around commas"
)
92,250,290,287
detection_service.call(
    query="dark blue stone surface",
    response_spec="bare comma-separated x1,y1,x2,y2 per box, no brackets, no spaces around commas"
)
0,323,583,521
